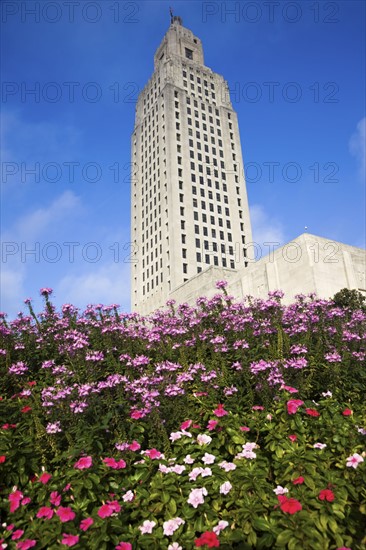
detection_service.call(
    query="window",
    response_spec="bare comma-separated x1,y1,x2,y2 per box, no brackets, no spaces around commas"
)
195,238,200,248
185,48,193,60
183,263,188,273
196,252,202,262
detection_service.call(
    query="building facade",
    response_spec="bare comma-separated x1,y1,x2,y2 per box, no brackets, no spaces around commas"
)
131,16,252,314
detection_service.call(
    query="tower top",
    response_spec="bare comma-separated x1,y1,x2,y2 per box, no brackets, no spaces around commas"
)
170,7,183,26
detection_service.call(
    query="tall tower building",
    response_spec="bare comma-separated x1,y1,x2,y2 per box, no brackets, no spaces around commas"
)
131,15,252,314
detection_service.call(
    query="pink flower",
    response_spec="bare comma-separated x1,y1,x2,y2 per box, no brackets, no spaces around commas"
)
130,410,144,419
288,435,297,442
56,507,76,522
38,472,52,484
207,420,218,431
280,385,298,393
213,520,229,535
138,520,156,534
98,500,121,518
128,440,141,451
74,456,92,469
122,490,134,502
61,534,79,547
12,530,24,540
306,408,320,417
273,486,289,495
252,405,264,411
9,490,23,513
37,506,54,519
213,404,228,417
103,457,126,469
346,453,364,468
145,448,161,459
342,409,353,416
16,540,36,550
80,517,94,531
197,434,212,446
239,426,250,432
116,543,132,550
163,517,185,536
50,491,61,507
180,419,192,430
21,497,31,506
286,400,304,414
0,455,5,463
292,476,304,485
319,489,335,502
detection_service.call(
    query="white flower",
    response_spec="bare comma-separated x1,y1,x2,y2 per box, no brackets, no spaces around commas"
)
171,464,186,474
219,481,232,495
273,485,289,495
122,490,134,502
168,543,183,550
346,453,364,468
213,520,229,535
202,453,216,465
184,454,195,464
313,443,327,449
197,434,212,446
170,431,183,441
159,464,172,474
189,467,204,481
201,467,212,477
187,487,208,508
321,391,332,398
163,517,185,536
219,460,236,472
139,520,156,534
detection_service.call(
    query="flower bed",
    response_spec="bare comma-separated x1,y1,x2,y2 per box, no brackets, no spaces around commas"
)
0,287,365,549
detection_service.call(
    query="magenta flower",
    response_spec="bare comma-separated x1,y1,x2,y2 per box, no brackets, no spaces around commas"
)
180,419,192,430
128,440,141,451
61,534,79,547
56,507,76,522
12,530,24,540
16,540,36,550
145,448,162,459
116,543,132,550
80,517,94,531
98,500,121,518
280,385,298,393
37,506,54,519
103,457,126,469
286,399,304,414
9,490,23,513
74,456,92,469
38,472,52,484
207,419,218,430
50,492,61,507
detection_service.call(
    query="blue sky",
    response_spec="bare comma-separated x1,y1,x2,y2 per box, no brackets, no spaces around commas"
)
1,0,365,317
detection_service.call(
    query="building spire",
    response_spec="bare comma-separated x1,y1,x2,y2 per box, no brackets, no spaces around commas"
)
169,6,173,24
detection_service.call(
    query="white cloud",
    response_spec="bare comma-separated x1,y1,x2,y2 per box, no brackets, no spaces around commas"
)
349,117,366,178
250,204,285,249
57,262,131,311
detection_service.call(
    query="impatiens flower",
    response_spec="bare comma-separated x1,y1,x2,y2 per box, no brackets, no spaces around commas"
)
122,490,134,502
170,431,183,441
319,489,335,502
171,464,186,474
128,440,141,451
56,507,76,522
197,434,212,446
9,490,23,512
278,495,302,514
252,405,264,411
273,486,289,495
219,460,236,472
313,443,327,449
220,481,232,495
239,426,250,432
213,404,228,417
213,520,229,535
346,453,364,468
342,409,353,416
180,419,192,430
38,472,52,484
16,540,36,549
130,410,144,419
321,391,332,397
138,520,156,534
21,406,32,413
163,517,185,536
0,455,6,463
74,456,92,469
144,448,162,459
195,531,220,547
280,385,298,393
292,476,305,485
188,487,208,508
21,497,31,506
184,454,195,464
61,534,79,547
286,400,304,414
202,453,216,465
116,543,132,550
103,457,126,469
80,517,94,531
207,420,218,431
288,435,297,442
306,408,320,417
50,491,61,507
12,530,24,540
168,544,183,550
98,500,121,518
37,506,54,519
